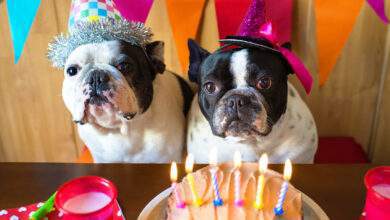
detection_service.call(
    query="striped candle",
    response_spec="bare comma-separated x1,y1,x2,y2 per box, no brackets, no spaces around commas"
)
209,148,223,206
233,151,244,207
274,159,292,215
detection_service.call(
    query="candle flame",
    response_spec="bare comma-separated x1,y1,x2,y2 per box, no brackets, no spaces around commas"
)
185,154,194,173
170,161,178,182
283,159,292,180
259,153,268,174
209,148,218,166
234,151,242,168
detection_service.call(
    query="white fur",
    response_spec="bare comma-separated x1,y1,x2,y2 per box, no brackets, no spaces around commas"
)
78,72,185,163
231,50,249,88
63,41,185,163
187,83,318,164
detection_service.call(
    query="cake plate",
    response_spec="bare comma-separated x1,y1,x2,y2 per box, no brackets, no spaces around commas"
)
138,188,329,220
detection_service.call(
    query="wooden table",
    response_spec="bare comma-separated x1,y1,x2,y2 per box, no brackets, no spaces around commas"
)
0,163,378,220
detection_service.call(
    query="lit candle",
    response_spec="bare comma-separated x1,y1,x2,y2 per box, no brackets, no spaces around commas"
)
274,159,292,216
233,151,244,207
254,153,268,210
185,154,203,206
209,148,223,206
170,162,186,208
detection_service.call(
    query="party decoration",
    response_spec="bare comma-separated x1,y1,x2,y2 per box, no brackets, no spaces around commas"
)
274,159,292,216
6,0,41,63
170,162,186,208
185,154,203,206
220,0,313,93
315,0,364,85
209,148,223,206
233,151,244,207
48,0,152,68
166,0,206,72
31,192,56,220
215,0,292,43
114,0,154,23
367,0,390,24
254,153,268,210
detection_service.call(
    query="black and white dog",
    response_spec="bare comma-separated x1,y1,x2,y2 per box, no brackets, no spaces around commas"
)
186,39,317,163
60,40,192,163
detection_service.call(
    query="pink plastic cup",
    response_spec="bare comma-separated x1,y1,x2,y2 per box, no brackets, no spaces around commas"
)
55,176,118,220
363,166,390,220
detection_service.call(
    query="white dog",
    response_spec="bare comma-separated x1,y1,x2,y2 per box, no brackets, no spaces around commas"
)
49,22,192,163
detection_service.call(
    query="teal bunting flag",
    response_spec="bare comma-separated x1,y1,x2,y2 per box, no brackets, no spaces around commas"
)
6,0,41,63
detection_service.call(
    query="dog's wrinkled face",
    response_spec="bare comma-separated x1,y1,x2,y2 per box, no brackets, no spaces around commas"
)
188,40,291,138
62,40,165,129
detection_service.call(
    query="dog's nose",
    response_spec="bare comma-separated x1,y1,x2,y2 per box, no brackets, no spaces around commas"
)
87,70,110,93
227,94,251,110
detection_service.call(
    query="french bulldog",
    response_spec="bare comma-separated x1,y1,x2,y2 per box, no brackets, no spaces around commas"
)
186,39,318,163
61,40,192,163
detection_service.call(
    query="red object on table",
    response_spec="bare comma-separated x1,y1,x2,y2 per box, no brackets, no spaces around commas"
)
0,176,124,220
363,166,390,220
0,201,124,220
55,176,118,220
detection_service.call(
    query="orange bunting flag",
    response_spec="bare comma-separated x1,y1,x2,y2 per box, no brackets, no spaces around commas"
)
315,0,364,85
166,0,206,73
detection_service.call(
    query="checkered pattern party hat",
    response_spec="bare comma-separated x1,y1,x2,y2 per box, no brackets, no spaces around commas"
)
68,0,122,31
47,0,153,68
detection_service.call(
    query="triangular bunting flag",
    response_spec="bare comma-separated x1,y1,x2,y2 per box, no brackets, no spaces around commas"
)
215,0,251,40
214,0,292,43
114,0,154,23
166,0,206,72
6,0,41,63
315,0,364,85
367,0,390,24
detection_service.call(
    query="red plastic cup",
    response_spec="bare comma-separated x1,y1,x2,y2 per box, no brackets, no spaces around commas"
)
55,176,118,220
363,166,390,220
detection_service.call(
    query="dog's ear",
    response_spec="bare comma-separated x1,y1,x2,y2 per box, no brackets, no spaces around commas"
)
188,39,210,83
146,41,166,74
281,42,293,75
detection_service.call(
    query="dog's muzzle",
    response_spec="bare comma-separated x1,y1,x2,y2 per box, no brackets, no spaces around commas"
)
84,69,112,106
211,88,269,138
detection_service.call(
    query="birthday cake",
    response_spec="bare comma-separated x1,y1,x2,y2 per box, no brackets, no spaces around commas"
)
166,163,302,220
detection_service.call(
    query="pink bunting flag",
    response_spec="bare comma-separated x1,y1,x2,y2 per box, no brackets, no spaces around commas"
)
367,0,389,24
114,0,154,23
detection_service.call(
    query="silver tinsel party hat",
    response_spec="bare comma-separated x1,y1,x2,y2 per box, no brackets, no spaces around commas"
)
48,0,153,68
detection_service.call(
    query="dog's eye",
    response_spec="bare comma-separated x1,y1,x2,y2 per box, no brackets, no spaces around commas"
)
66,66,79,76
204,82,217,94
256,77,272,90
116,62,131,72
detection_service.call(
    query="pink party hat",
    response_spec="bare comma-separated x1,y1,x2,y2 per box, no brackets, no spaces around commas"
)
237,0,266,38
228,0,313,94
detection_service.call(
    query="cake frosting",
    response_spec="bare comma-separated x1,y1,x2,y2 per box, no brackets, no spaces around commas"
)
166,163,302,220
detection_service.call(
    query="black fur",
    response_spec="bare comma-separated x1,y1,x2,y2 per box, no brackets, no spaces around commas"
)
115,40,164,113
188,39,210,83
187,39,291,137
